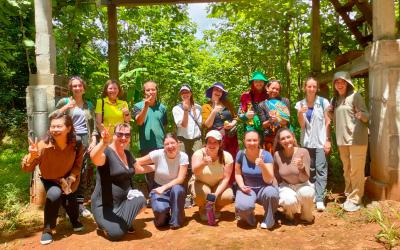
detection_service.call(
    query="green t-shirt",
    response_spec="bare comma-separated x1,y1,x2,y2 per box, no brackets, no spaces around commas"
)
133,101,167,153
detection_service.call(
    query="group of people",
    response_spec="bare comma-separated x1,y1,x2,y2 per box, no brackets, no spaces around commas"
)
21,70,369,244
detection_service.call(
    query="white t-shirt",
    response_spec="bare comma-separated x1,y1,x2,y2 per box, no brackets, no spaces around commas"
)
172,104,202,139
149,149,189,185
295,96,330,148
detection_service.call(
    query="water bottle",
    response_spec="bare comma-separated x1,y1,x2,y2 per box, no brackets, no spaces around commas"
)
206,201,216,226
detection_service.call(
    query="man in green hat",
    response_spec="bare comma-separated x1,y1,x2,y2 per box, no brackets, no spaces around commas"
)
238,71,269,132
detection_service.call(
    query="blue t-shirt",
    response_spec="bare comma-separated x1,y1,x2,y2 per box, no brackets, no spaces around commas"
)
236,150,273,188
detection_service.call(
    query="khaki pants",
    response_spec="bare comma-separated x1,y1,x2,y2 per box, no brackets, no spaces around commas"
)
188,177,233,211
338,145,368,205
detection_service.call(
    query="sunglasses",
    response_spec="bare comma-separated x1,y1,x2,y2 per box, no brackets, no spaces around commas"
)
115,132,131,138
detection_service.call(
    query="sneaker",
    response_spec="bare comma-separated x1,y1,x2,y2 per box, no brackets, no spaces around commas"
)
316,201,326,212
184,196,193,209
72,221,84,232
260,222,267,229
343,201,361,212
40,231,53,245
79,204,92,217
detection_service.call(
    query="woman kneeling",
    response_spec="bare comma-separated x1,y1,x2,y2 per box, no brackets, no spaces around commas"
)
137,133,188,229
190,130,234,221
90,123,147,241
273,128,315,223
235,130,279,229
22,112,84,245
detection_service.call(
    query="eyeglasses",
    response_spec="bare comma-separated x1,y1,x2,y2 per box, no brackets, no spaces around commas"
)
115,132,131,138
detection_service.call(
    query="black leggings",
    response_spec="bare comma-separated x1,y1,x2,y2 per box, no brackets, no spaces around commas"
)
41,178,79,229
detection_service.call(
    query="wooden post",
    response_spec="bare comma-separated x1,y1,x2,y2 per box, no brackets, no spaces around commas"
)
108,4,119,80
310,0,327,98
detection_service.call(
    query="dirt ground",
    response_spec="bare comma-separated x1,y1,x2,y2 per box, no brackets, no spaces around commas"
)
2,195,399,250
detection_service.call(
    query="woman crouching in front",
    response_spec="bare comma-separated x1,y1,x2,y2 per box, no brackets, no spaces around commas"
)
136,133,188,229
90,123,147,241
273,128,315,224
21,112,84,245
235,130,279,229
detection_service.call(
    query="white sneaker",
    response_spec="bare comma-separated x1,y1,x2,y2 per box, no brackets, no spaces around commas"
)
79,204,92,217
316,202,326,212
260,222,267,229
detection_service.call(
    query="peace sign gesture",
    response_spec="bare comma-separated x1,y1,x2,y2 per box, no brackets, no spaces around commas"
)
100,123,112,145
28,137,39,159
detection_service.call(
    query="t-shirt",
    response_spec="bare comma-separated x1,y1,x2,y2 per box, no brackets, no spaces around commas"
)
236,150,273,188
333,92,369,146
95,97,128,136
273,148,310,185
172,103,202,140
295,96,330,148
192,148,233,187
71,107,88,134
201,103,234,130
133,101,167,153
149,149,189,185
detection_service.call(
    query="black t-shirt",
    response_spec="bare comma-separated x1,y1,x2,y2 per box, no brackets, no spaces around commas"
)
91,147,136,208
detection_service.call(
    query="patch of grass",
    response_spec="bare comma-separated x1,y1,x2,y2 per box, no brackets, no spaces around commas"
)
0,134,31,232
325,189,346,219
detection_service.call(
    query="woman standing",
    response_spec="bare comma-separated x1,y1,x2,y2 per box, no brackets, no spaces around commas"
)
189,130,234,221
22,112,84,245
172,84,202,207
56,76,98,216
235,130,279,229
95,79,131,137
238,71,269,133
259,80,290,153
136,133,189,229
295,77,331,212
273,128,315,223
202,82,239,174
90,123,147,241
330,71,369,212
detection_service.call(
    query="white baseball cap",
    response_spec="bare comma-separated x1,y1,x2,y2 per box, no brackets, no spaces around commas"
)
205,130,222,141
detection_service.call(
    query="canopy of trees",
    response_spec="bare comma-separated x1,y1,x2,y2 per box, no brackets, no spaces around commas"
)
1,0,375,138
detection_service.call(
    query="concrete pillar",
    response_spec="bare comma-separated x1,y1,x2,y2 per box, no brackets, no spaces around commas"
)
28,0,67,205
365,0,400,201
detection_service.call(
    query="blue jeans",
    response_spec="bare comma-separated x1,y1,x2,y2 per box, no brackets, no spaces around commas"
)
235,185,279,228
306,148,328,202
150,184,186,228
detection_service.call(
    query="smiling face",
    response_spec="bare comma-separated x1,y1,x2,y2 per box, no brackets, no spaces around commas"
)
244,131,260,151
252,80,265,92
211,87,224,101
304,78,318,98
278,130,295,150
334,78,348,96
113,125,131,148
164,137,178,158
180,90,191,101
106,83,119,101
49,117,71,140
144,81,157,101
70,79,85,98
267,82,281,98
205,136,221,155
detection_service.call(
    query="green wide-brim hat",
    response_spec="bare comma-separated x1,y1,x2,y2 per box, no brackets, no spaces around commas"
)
248,71,269,84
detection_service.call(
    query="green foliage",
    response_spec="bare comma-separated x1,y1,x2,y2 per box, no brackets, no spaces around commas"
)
365,206,400,249
0,136,31,231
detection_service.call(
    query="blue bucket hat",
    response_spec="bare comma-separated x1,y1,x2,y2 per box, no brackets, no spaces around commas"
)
205,82,228,99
